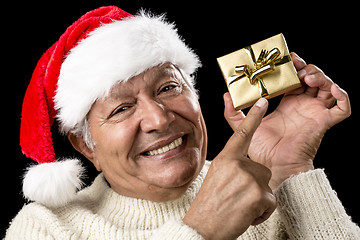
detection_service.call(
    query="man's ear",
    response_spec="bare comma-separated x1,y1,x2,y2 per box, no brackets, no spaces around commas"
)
67,133,101,171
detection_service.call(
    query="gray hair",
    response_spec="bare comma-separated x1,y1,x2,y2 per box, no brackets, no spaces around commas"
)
69,117,96,151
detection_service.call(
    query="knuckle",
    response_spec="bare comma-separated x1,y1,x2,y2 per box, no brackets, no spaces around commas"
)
263,166,272,181
223,110,229,120
346,109,352,118
267,194,277,214
235,126,250,139
307,64,323,73
251,187,275,208
324,74,333,82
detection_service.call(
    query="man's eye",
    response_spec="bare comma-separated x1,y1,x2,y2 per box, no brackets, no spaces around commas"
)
160,85,176,92
116,106,130,113
109,105,131,118
158,82,182,95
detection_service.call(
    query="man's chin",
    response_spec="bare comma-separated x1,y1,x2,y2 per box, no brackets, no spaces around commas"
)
142,155,203,190
157,161,199,185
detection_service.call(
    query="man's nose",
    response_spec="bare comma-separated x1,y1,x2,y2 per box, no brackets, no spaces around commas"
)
139,99,175,133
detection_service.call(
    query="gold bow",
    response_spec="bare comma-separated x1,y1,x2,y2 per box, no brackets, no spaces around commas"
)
227,47,290,97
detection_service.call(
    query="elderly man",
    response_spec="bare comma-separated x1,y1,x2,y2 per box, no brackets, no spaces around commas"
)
6,6,359,239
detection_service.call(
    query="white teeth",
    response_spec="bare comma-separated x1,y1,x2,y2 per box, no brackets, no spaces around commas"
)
147,137,183,156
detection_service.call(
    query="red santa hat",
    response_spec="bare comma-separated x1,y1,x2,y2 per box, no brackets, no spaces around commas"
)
20,6,200,207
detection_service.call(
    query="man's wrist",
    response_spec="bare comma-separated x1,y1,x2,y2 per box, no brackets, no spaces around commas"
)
270,165,314,190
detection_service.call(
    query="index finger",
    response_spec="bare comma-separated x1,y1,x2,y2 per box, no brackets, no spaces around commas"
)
224,98,268,156
328,83,351,127
290,52,307,72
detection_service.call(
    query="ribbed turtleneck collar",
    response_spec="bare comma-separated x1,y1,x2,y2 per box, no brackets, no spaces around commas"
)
76,161,210,231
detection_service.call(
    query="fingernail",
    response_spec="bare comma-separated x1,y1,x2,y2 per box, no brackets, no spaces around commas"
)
334,83,346,94
292,52,299,58
223,93,231,106
298,69,306,79
255,98,267,108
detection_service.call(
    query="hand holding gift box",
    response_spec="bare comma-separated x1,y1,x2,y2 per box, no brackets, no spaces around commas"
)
217,33,302,110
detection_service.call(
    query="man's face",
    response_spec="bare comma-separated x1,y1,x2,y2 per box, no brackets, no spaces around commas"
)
85,63,207,201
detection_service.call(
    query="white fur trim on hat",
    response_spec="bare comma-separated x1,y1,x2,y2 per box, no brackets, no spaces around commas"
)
55,12,201,134
23,159,84,207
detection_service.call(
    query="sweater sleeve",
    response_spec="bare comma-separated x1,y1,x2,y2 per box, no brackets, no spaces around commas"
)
274,169,360,239
150,219,204,240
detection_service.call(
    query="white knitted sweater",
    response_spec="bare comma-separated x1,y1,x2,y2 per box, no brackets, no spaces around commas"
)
5,161,360,239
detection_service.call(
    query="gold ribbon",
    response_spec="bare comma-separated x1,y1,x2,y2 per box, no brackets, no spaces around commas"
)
227,47,291,97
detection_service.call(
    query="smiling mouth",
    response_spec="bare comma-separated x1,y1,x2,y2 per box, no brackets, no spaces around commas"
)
143,137,184,156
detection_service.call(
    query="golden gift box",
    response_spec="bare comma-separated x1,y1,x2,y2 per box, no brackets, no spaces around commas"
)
217,33,302,110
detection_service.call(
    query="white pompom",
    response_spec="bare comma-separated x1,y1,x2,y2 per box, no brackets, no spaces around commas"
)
23,159,84,208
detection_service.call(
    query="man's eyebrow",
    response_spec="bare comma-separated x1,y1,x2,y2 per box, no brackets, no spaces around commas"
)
105,82,134,101
106,65,178,100
152,65,176,80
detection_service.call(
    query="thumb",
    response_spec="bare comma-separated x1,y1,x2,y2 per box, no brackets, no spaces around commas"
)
223,92,246,130
224,97,268,157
